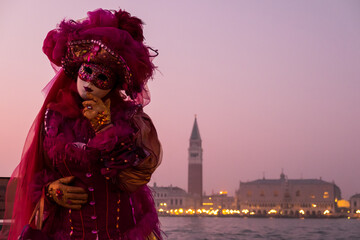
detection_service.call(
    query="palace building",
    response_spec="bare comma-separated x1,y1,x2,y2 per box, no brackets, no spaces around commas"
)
236,172,341,217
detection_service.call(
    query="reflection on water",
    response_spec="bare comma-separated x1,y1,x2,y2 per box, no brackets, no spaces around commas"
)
160,217,360,240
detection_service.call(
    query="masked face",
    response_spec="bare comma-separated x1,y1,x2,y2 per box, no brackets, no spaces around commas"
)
77,63,116,99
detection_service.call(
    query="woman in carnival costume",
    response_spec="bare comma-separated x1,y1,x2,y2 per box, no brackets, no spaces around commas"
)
5,8,162,240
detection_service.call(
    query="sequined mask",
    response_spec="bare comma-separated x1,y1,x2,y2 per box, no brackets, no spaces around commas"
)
78,63,116,90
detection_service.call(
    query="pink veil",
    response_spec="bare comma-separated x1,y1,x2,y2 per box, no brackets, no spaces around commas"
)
2,69,73,239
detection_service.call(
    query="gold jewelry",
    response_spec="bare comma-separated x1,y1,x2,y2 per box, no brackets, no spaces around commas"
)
90,111,111,132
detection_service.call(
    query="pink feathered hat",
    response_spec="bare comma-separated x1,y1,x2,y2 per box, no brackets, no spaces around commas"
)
43,8,156,100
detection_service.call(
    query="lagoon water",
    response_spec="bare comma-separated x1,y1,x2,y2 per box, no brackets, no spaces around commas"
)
159,217,360,240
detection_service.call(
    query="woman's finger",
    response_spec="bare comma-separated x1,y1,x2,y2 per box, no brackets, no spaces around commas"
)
67,193,88,201
82,100,97,107
86,92,102,103
66,186,88,194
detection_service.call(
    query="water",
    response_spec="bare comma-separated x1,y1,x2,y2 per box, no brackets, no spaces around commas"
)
159,217,360,240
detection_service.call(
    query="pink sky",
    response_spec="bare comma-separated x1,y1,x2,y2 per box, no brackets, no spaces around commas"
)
0,0,359,199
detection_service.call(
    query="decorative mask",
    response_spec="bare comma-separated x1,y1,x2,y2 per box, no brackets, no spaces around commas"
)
78,63,116,90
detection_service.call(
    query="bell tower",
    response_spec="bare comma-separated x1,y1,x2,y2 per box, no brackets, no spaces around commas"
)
188,116,203,207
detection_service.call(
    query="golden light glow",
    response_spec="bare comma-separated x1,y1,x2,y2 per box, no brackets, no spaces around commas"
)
242,209,249,214
337,199,350,208
186,208,195,214
219,191,228,195
157,205,360,217
268,209,277,214
221,209,241,215
208,210,215,215
323,192,329,198
203,203,213,206
156,200,360,217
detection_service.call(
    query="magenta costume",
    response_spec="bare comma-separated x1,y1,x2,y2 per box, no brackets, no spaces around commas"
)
6,9,162,240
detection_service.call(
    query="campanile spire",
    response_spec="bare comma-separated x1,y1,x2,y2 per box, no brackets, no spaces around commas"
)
188,115,203,206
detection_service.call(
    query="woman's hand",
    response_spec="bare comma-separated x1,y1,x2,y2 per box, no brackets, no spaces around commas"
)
82,93,111,132
47,176,88,209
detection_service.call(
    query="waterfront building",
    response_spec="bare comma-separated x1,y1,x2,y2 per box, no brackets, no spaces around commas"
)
0,177,10,219
349,194,360,217
336,199,350,216
187,116,203,208
151,183,192,213
236,172,341,217
202,191,235,210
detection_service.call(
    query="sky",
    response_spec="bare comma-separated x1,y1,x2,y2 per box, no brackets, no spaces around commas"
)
0,0,359,199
